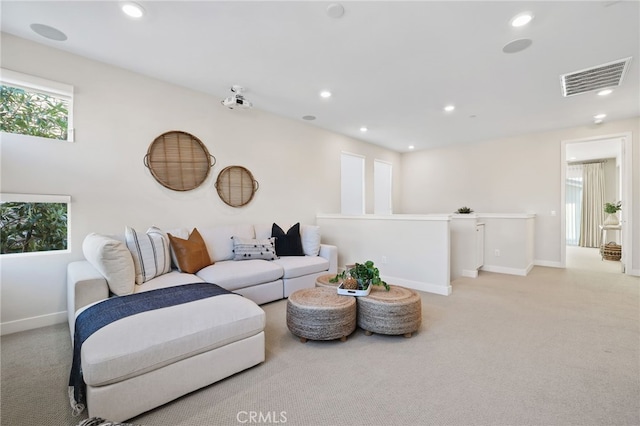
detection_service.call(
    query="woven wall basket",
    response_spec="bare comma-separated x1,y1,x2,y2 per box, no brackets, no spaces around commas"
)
144,131,216,191
215,166,259,207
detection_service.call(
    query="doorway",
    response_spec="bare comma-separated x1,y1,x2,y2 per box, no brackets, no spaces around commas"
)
561,132,633,274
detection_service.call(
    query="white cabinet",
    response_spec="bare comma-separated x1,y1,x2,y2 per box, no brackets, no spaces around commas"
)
476,223,485,269
450,215,482,279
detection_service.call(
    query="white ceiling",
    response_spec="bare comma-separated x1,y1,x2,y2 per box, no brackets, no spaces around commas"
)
566,137,622,163
2,1,639,153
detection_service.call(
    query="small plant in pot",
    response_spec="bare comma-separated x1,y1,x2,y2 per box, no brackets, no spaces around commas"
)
604,201,621,214
329,260,390,291
456,206,474,214
604,201,622,225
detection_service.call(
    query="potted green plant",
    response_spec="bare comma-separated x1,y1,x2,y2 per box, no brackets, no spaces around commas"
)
604,201,621,225
329,260,390,291
456,206,474,214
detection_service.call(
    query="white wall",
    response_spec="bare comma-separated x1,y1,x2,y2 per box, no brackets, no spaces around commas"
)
0,34,401,332
399,118,640,274
603,158,618,205
316,214,451,295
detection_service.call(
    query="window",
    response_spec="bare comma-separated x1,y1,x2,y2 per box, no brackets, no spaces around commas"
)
340,152,365,215
0,194,71,255
374,160,392,215
0,68,74,141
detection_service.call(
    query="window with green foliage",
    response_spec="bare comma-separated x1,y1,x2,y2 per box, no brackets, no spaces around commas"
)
0,68,74,141
0,195,71,255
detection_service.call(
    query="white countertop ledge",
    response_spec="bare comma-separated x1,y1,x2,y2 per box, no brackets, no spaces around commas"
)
317,213,536,221
316,214,451,221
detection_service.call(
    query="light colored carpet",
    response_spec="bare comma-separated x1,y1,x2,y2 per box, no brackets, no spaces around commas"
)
566,245,624,274
2,265,638,426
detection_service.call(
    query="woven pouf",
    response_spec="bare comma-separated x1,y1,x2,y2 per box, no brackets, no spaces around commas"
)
315,273,340,288
357,285,422,338
287,287,356,343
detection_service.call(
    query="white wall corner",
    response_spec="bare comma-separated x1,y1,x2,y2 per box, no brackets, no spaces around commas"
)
462,269,479,278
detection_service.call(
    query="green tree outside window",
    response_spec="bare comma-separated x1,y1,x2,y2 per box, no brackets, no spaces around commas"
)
0,85,69,140
0,202,68,254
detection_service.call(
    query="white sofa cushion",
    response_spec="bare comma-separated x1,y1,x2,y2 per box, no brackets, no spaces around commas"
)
81,293,265,386
254,223,272,240
300,224,321,256
125,226,172,284
196,260,283,291
199,225,254,262
272,256,330,279
82,234,135,296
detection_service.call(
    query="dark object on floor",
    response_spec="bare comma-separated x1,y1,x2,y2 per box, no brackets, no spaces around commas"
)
76,418,140,426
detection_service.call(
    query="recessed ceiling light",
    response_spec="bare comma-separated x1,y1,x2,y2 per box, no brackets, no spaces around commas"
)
594,119,604,125
597,89,613,96
594,113,607,119
360,127,368,132
320,90,332,98
122,2,145,18
30,23,67,41
408,145,415,150
444,105,455,112
510,12,534,27
302,115,316,121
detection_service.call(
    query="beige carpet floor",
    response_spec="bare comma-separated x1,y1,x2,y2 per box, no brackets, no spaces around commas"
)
2,264,638,426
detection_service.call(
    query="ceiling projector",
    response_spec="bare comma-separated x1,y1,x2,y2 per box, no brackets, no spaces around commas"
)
221,85,253,109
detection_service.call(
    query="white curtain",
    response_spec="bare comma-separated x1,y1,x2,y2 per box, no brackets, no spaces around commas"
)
579,162,605,247
565,165,582,246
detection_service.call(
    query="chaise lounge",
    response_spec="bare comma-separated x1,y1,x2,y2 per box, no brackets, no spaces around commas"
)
66,222,337,421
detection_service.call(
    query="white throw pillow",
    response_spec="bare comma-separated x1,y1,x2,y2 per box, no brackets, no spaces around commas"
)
231,236,277,261
300,225,321,256
82,233,135,296
125,226,172,284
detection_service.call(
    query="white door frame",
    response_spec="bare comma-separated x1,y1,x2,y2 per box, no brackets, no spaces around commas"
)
560,132,633,274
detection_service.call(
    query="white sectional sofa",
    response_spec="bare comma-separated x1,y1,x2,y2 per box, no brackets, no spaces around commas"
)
66,222,337,421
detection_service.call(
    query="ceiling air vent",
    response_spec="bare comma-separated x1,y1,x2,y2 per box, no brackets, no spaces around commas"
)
560,57,632,97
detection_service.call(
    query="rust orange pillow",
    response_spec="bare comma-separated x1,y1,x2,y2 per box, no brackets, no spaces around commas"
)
168,228,212,274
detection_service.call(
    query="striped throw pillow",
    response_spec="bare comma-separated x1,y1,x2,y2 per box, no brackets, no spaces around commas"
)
125,226,172,284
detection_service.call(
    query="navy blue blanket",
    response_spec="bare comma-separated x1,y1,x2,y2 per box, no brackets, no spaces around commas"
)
69,282,233,416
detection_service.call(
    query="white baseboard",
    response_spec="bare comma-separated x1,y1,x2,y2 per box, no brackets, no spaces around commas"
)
462,269,479,278
534,259,563,268
480,263,533,276
627,268,640,277
0,311,67,336
383,275,452,296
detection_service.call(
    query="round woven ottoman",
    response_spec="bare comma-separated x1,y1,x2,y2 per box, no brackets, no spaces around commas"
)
315,273,339,288
357,285,422,337
287,287,356,343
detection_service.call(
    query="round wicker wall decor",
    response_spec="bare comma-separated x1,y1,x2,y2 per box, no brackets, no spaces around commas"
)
144,131,216,191
215,166,259,207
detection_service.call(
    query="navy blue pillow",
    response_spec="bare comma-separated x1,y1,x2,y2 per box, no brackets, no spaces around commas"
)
272,223,305,256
